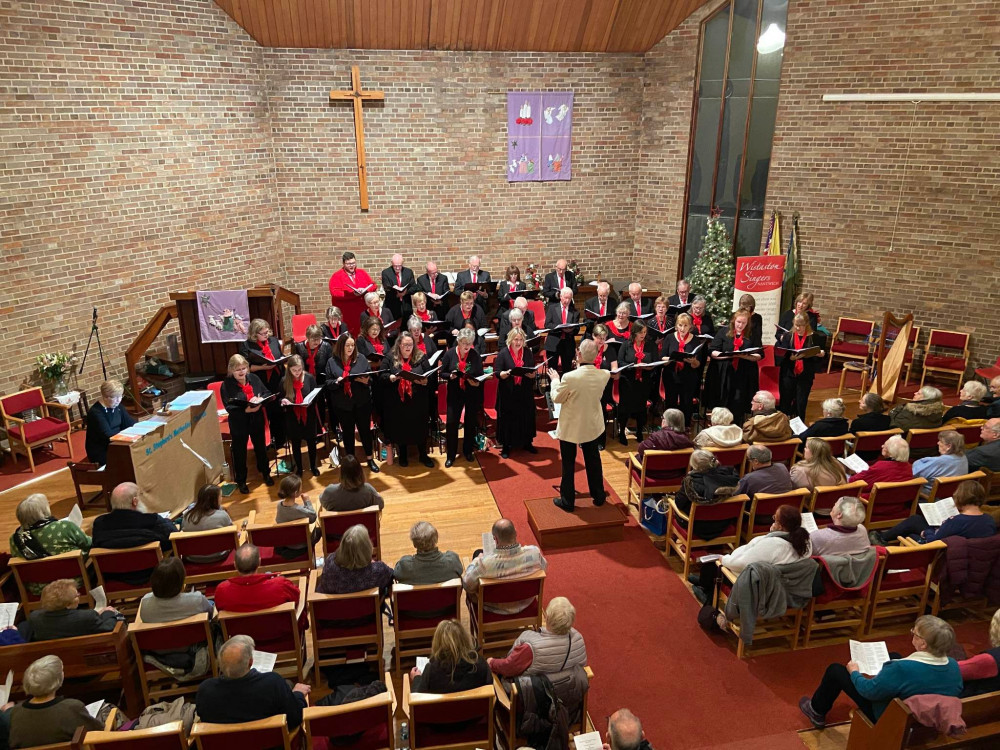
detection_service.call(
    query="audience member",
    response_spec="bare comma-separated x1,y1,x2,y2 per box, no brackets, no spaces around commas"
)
18,579,119,642
195,635,309,729
967,418,1000,472
809,497,870,556
607,708,652,750
889,386,944,433
138,556,213,623
91,482,176,582
409,620,490,693
911,430,969,495
214,544,301,612
489,597,587,679
849,393,892,444
958,608,1000,696
737,445,794,499
463,519,547,614
988,377,1000,418
181,484,234,563
84,379,136,467
694,407,744,448
847,435,914,497
672,450,741,541
799,615,961,727
873,480,995,546
790,438,847,491
274,474,319,559
796,398,850,442
742,390,792,443
319,454,385,511
393,522,463,585
9,494,91,594
636,409,693,481
942,381,989,423
317,524,393,595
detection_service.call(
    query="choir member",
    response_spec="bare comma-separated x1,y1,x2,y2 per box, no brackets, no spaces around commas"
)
498,265,525,307
649,296,672,336
294,325,332,384
590,323,616,450
280,355,320,477
778,313,827,421
710,308,762,424
360,292,394,331
382,331,434,468
497,307,535,349
495,328,539,458
454,255,491,311
357,317,389,424
325,335,379,473
409,315,440,416
617,323,656,445
541,259,577,306
85,379,137,466
584,281,614,320
321,306,346,340
738,294,764,346
411,291,435,323
626,282,653,316
667,278,693,309
238,318,285,448
441,328,485,466
607,302,632,341
510,296,538,329
445,291,487,340
661,313,704,427
221,354,272,493
689,295,715,338
380,253,415,321
543,287,581,375
778,292,820,333
328,251,376,334
416,261,450,320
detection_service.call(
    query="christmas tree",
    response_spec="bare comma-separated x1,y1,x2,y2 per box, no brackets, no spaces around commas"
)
688,215,735,325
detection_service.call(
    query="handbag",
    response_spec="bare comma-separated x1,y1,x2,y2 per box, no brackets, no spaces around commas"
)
640,496,668,537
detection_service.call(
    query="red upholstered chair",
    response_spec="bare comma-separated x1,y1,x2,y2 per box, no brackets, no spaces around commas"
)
307,570,383,684
82,720,189,750
9,549,92,613
625,448,693,512
924,471,987,503
404,675,495,750
391,579,463,672
219,591,307,681
861,478,925,530
526,300,546,329
128,612,217,705
715,563,807,659
291,313,317,343
757,346,780,401
468,570,545,654
954,423,984,450
808,480,868,517
801,434,853,460
665,494,748,579
827,317,875,373
921,329,970,393
704,444,749,476
320,507,381,561
245,514,315,576
89,542,163,610
206,381,229,436
852,428,903,458
865,541,946,633
742,487,811,543
482,375,499,439
905,426,949,458
755,438,800,467
0,387,75,471
802,553,878,646
169,527,241,587
302,676,396,750
191,715,297,750
974,354,1000,383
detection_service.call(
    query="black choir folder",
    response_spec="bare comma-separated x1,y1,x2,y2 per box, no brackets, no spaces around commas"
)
775,346,822,359
247,351,290,366
713,347,763,359
397,366,440,382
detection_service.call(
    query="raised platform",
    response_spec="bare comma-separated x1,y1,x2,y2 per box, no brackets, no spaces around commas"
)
525,497,627,549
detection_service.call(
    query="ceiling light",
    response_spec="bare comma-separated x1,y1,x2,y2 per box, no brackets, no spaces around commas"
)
756,23,785,55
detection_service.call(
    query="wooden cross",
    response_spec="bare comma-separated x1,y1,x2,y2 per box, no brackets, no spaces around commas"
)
329,66,384,211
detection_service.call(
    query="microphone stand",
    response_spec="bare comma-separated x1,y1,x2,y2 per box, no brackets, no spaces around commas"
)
79,306,108,381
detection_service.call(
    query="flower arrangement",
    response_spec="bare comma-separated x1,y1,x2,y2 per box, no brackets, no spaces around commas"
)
525,263,543,290
567,258,584,285
35,352,77,381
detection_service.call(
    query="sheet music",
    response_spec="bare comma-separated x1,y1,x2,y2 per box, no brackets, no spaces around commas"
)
416,656,430,672
65,504,84,528
300,387,322,406
801,512,819,533
482,532,496,556
838,454,869,473
919,498,958,527
698,554,723,563
789,416,807,434
166,390,213,411
91,586,107,611
573,732,604,750
252,651,278,673
0,602,18,629
0,670,12,705
427,349,444,366
85,700,105,719
850,640,890,675
611,364,633,374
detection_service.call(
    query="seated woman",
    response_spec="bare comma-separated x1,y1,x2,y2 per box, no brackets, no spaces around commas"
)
790,438,847,491
889,386,944,434
84,379,136,466
317,524,393,596
799,615,962,728
488,596,587,680
1,655,103,749
848,435,914,497
9,494,91,595
809,496,870,556
673,450,741,542
912,429,969,495
181,484,234,564
18,579,119,642
797,398,850,442
321,305,346,340
693,505,812,604
138,556,213,623
958,608,1000,696
873,480,995,546
943,381,989,423
275,475,319,559
694,407,744,448
409,620,491,693
636,408,693,480
359,291,394,330
320,454,385,512
849,393,892,461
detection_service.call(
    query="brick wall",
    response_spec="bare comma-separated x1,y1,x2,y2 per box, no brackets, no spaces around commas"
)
265,49,644,316
0,0,280,398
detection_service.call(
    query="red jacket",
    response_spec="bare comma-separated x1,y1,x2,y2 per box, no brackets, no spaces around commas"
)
851,459,913,497
214,573,300,613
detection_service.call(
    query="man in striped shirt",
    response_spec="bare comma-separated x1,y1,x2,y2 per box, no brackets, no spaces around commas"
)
463,519,547,614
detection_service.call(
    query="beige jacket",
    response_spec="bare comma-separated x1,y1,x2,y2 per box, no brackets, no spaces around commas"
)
551,364,611,444
695,424,745,448
743,410,793,443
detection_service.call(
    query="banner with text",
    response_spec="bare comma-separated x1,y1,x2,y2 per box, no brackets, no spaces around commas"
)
732,255,786,347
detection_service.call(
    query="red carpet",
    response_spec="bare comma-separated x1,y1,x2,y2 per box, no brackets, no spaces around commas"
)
0,430,84,493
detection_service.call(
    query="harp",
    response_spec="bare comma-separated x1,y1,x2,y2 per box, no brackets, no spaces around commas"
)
870,312,914,404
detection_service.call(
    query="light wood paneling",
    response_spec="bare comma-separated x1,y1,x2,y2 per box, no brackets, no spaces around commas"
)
213,0,707,51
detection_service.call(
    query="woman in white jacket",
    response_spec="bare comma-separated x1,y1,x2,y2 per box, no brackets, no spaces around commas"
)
694,407,745,448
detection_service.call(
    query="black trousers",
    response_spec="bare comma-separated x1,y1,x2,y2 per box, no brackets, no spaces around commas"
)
263,398,285,446
882,514,930,543
559,437,606,507
446,396,481,458
231,416,270,484
809,657,901,721
547,337,575,375
288,433,318,473
780,373,814,422
618,410,647,440
334,405,374,459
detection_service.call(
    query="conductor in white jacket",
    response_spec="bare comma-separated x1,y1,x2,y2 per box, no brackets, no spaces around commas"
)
550,339,612,512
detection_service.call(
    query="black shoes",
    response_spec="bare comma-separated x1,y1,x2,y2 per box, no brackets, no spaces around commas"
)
263,476,275,487
367,459,380,473
618,433,628,446
593,495,606,507
692,586,709,605
524,444,538,454
419,455,434,468
310,465,320,477
445,457,456,468
464,452,475,462
238,484,250,494
553,497,575,513
398,454,409,467
500,448,510,459
798,697,827,729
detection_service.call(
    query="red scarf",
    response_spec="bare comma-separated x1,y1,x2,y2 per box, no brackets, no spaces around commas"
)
417,336,427,354
674,332,689,371
457,349,468,390
793,332,806,376
239,381,254,401
511,347,524,385
462,309,471,322
398,360,413,400
259,340,275,361
417,310,430,322
692,314,703,333
594,347,603,369
305,344,318,376
611,321,628,338
656,314,667,332
328,323,340,338
342,360,353,397
368,336,384,355
292,379,307,424
732,333,744,370
634,342,645,381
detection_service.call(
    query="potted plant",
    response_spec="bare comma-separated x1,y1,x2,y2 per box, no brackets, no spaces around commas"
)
35,352,78,396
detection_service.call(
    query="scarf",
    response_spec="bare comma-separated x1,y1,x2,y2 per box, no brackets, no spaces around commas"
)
829,524,859,534
457,349,468,390
732,333,743,370
656,314,668,332
12,517,57,560
240,381,255,401
416,336,427,354
259,340,275,361
692,314,703,332
674,332,688,371
368,335,384,355
329,323,340,338
305,344,319,376
594,347,603,369
342,359,352,398
292,379,307,425
634,342,645,381
793,332,806,376
417,310,430,322
511,347,524,385
398,360,413,400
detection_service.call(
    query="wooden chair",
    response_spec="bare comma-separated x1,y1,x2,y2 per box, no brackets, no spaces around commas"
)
827,317,875,373
917,533,1000,617
319,507,381,560
852,428,903,459
169,527,241,587
245,513,316,576
391,578,463,672
802,553,878,646
754,438,800,467
975,355,1000,383
128,611,218,705
905,426,950,458
664,494,748,579
808,480,868,517
861,478,926,531
302,673,396,750
742,488,811,543
0,387,75,471
704,444,750,476
403,674,495,750
191,715,298,750
624,448,693,510
715,563,807,659
953,422,985,449
219,580,307,682
983,468,1000,504
806,433,854,459
845,689,1000,750
67,461,112,509
493,667,593,750
924,470,987,503
307,569,383,685
81,720,189,750
9,549,92,613
920,329,970,393
89,542,163,611
865,541,946,633
467,569,545,654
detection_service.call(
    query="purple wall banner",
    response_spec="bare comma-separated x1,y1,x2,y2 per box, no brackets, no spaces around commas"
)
508,92,573,182
197,290,251,343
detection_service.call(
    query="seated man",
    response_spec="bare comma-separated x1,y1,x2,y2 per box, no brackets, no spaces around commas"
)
742,390,792,443
637,408,694,481
463,519,547,615
967,418,1000,472
796,398,850,443
214,543,301,613
18,579,119,642
809,496,870,556
195,635,309,729
737,445,794,499
394,521,464,585
988,377,1000,419
90,482,175,585
607,708,653,750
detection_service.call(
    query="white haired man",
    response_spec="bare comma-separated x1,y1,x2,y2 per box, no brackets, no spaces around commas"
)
742,390,792,443
544,287,581,375
584,281,614,320
542,259,578,306
416,260,450,320
626,283,652,316
454,255,492,311
380,253,416,321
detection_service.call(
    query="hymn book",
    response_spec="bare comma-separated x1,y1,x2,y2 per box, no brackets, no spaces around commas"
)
667,303,692,314
838,454,869,474
252,651,278,673
0,602,17,630
350,283,376,295
425,291,450,301
482,533,496,556
788,416,808,434
800,512,819,533
919,498,958,527
584,309,614,322
398,366,439,382
849,640,891,675
713,347,764,360
247,351,291,367
0,670,13,707
775,346,823,359
664,343,705,361
573,732,604,750
427,350,444,367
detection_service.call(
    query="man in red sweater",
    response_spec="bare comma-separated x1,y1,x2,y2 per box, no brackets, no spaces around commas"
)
328,251,376,335
214,544,302,622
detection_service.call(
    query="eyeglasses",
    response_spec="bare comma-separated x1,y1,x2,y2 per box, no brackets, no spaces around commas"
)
910,628,924,639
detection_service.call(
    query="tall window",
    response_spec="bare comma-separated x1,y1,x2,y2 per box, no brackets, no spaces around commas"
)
680,0,788,276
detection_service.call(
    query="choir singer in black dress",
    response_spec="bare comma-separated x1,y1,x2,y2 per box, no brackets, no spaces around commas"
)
325,335,379,473
710,309,762,424
239,318,286,449
661,313,705,428
382,332,434,468
221,354,273,494
441,328,485,467
495,328,538,458
295,324,333,442
85,379,137,466
497,265,526,307
357,317,389,424
445,291,487,342
280,355,320,477
588,323,616,451
617,324,657,445
777,313,827,421
321,306,346,340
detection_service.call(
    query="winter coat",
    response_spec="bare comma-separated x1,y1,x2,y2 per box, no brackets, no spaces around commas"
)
889,397,944,434
934,534,1000,607
742,410,792,443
